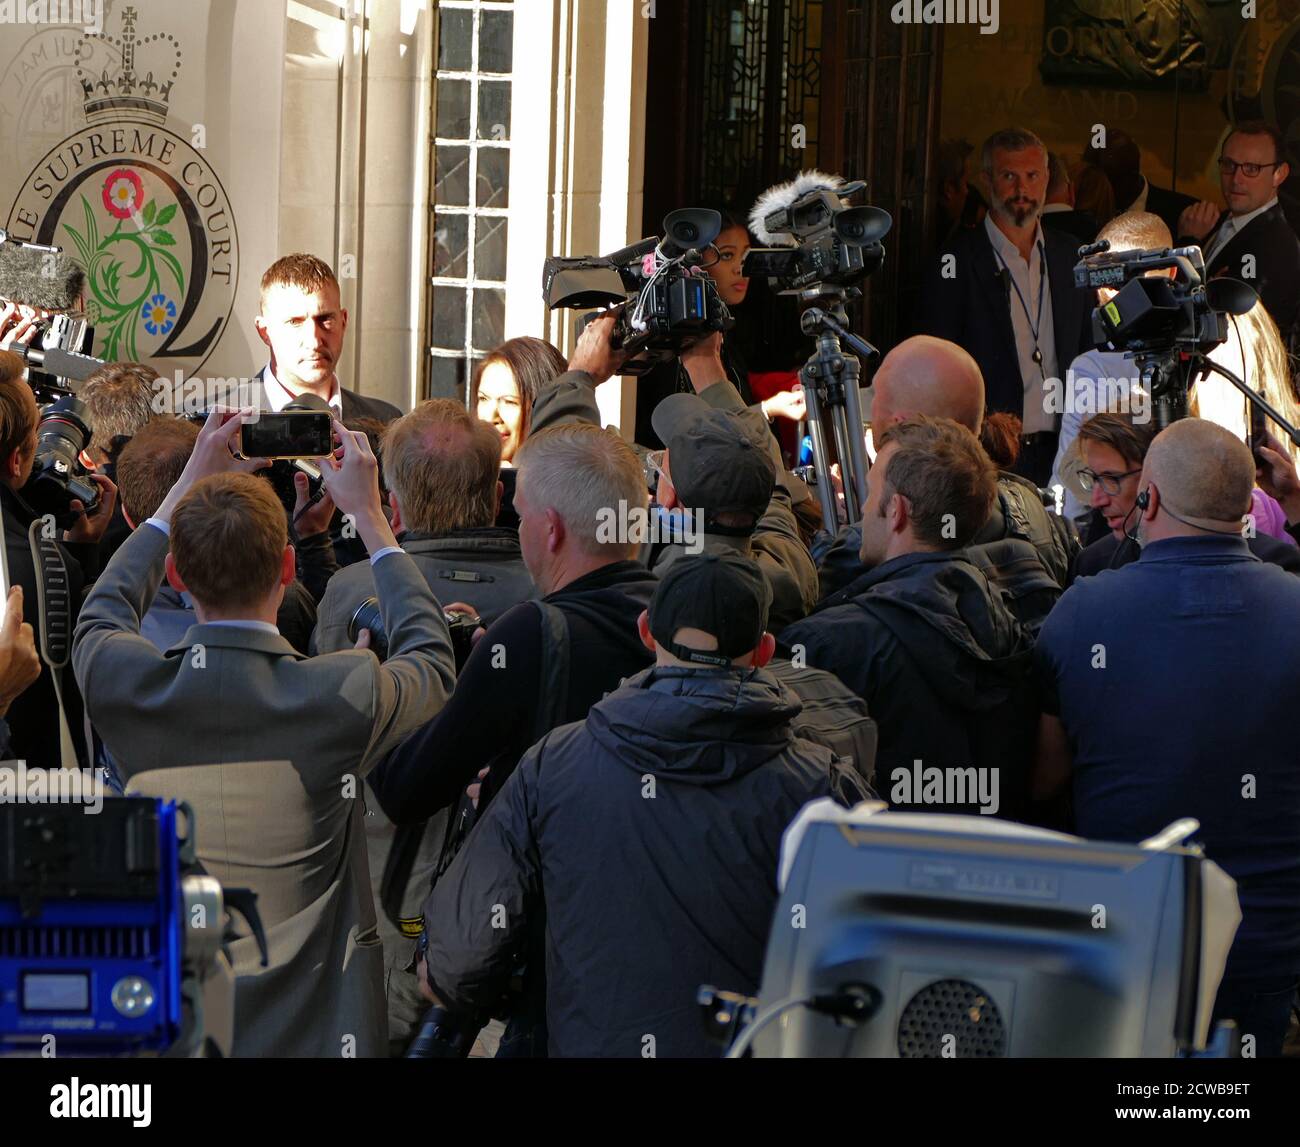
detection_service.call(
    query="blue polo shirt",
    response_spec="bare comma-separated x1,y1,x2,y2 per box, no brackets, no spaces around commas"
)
1035,534,1300,980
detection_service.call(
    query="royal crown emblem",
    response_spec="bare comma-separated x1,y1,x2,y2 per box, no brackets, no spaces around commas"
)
76,4,182,126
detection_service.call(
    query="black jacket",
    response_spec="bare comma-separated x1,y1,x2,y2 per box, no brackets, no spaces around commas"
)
918,222,1094,419
1192,202,1300,345
1040,207,1098,246
1143,181,1196,242
1,483,90,768
369,560,658,823
780,550,1038,819
253,367,403,425
816,471,1078,601
421,665,841,1057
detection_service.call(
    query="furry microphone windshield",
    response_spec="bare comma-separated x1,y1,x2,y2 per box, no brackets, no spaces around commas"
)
0,240,88,312
748,170,848,247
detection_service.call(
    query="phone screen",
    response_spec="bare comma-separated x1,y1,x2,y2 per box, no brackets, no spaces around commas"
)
239,412,334,459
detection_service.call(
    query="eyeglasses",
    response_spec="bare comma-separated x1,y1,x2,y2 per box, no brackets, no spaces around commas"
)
1217,157,1280,178
1077,466,1142,496
643,448,667,491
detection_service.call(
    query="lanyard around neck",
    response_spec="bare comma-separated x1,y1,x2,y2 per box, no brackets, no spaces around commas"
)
993,240,1048,372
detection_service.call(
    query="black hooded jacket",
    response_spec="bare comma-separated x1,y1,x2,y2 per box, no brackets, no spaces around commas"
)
421,665,841,1057
369,560,658,823
779,550,1038,818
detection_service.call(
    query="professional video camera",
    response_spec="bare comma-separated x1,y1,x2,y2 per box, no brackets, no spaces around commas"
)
745,176,890,294
743,172,893,532
542,209,732,374
1072,240,1270,433
21,394,102,530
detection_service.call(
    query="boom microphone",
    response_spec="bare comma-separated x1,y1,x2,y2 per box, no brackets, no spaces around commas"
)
749,170,862,247
0,231,87,312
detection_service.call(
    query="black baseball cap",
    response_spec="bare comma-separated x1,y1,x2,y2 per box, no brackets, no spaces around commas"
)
648,551,773,667
651,394,775,533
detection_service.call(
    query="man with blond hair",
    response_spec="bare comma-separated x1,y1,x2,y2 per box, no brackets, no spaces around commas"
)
254,252,402,423
1035,418,1300,1056
72,408,456,1056
313,399,534,654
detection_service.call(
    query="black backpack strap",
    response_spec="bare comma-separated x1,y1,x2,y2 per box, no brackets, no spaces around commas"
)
380,820,429,934
27,519,78,768
530,600,570,743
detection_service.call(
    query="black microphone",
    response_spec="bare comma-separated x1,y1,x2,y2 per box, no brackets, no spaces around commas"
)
996,265,1011,301
606,236,659,266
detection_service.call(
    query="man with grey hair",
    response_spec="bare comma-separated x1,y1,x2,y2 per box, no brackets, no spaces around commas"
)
369,421,658,830
1035,417,1300,1056
920,126,1094,486
369,422,659,1054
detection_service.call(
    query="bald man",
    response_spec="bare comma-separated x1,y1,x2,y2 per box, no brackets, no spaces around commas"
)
817,335,1078,600
1035,418,1300,1056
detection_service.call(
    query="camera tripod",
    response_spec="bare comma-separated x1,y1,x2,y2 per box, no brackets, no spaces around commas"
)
1137,345,1300,449
797,291,878,532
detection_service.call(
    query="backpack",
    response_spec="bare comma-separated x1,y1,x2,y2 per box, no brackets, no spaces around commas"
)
963,536,1062,638
766,659,878,799
978,473,1079,587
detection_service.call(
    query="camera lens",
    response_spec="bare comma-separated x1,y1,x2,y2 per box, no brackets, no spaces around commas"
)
348,597,389,659
38,395,93,462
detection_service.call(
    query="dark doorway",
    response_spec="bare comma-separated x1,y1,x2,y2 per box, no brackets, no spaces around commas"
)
643,0,944,363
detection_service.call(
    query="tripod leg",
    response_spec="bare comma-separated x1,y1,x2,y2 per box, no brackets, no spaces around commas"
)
801,365,841,532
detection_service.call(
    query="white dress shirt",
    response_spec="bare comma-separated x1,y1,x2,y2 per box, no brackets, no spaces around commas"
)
263,362,343,416
1204,196,1279,268
985,214,1059,434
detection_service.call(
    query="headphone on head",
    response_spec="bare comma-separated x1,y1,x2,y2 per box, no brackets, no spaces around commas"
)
1134,486,1245,536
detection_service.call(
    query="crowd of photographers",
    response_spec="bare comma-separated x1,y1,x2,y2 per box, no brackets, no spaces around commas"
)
0,119,1298,1059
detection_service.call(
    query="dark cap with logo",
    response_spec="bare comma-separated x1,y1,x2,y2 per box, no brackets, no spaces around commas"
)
651,393,775,533
648,551,773,667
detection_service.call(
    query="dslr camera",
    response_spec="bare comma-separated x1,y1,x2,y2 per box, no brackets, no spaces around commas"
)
21,394,101,530
349,596,482,672
743,178,891,294
542,209,732,374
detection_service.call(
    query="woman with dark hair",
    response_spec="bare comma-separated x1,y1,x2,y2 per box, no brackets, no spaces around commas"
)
471,336,567,467
632,207,807,452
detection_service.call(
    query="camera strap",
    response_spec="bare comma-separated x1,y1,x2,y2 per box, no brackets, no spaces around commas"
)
27,520,78,770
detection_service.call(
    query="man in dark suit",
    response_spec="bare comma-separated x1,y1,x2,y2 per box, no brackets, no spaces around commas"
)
919,127,1094,486
1177,121,1300,344
254,253,403,424
1040,152,1098,246
1086,127,1195,242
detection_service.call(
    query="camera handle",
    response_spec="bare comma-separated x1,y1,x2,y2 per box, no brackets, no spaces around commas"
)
1191,354,1300,451
798,302,878,532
